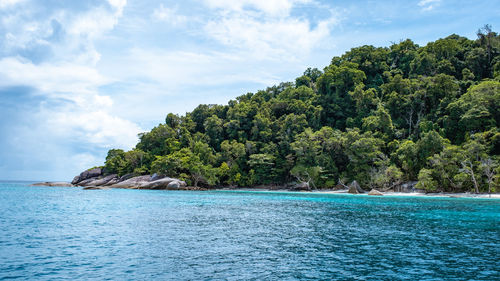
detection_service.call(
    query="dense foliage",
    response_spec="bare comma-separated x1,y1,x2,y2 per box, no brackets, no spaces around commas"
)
102,27,500,192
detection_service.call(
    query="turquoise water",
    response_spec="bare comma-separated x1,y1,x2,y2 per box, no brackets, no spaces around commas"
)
0,182,499,280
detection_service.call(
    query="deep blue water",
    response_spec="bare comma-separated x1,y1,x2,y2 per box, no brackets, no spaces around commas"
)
0,181,499,280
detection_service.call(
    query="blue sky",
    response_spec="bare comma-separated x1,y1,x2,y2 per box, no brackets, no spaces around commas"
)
0,0,499,181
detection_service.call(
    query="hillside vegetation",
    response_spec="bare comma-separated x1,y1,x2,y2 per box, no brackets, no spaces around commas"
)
100,26,500,192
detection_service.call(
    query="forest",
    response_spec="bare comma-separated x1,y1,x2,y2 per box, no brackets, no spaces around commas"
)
100,26,500,193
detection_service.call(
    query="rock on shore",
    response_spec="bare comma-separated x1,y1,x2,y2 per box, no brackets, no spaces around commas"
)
348,180,365,194
368,189,384,196
71,168,187,190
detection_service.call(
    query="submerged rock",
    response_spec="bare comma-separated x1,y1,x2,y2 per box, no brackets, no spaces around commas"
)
31,182,74,187
368,189,384,196
83,186,110,190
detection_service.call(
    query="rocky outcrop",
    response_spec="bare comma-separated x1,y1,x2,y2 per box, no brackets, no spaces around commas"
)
31,182,74,187
78,174,118,187
368,189,384,196
72,168,187,190
167,181,181,189
108,175,151,189
348,180,365,194
138,177,186,189
72,167,103,184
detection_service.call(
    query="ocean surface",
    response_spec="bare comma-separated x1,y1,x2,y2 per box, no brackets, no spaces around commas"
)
0,181,499,280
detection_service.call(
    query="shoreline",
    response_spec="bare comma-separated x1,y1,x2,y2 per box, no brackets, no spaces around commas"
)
214,188,500,199
29,181,500,199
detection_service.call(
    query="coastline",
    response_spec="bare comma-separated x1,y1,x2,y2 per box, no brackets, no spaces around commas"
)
214,187,500,199
29,180,500,199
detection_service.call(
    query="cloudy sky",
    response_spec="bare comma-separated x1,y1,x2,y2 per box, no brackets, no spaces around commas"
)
0,0,498,181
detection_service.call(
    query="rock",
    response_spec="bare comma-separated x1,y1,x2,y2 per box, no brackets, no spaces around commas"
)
139,177,175,189
150,173,163,181
139,177,187,189
72,169,187,190
104,178,120,186
109,175,151,189
348,180,364,194
76,178,97,186
71,176,80,185
85,174,118,186
71,167,102,184
368,189,384,196
119,173,134,181
83,186,110,190
167,181,180,189
348,185,359,194
292,181,310,191
31,182,74,187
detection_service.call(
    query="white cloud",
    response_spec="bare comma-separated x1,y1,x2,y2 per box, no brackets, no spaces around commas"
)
202,1,338,61
107,0,126,15
0,0,139,149
112,48,285,93
0,57,107,96
0,0,24,9
418,0,441,11
1,1,126,65
0,0,339,180
152,4,186,25
0,56,141,147
205,15,335,60
203,0,311,17
46,110,141,149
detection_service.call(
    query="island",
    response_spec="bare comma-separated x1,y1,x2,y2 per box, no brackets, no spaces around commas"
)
39,29,500,197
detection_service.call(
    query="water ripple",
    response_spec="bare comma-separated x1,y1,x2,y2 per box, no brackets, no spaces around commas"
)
0,184,499,280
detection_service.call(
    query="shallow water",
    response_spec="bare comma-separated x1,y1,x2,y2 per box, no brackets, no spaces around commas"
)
0,181,499,280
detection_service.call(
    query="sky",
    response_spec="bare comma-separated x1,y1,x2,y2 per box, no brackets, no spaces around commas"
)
0,0,499,181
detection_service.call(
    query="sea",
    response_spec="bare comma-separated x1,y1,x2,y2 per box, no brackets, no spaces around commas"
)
0,181,499,280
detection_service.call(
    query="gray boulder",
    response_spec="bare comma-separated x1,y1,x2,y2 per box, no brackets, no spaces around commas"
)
78,174,118,187
348,180,365,194
119,173,135,181
104,178,121,186
72,167,102,184
368,189,384,196
139,177,186,189
109,175,151,189
77,178,98,186
71,176,80,185
167,181,180,189
292,181,310,191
